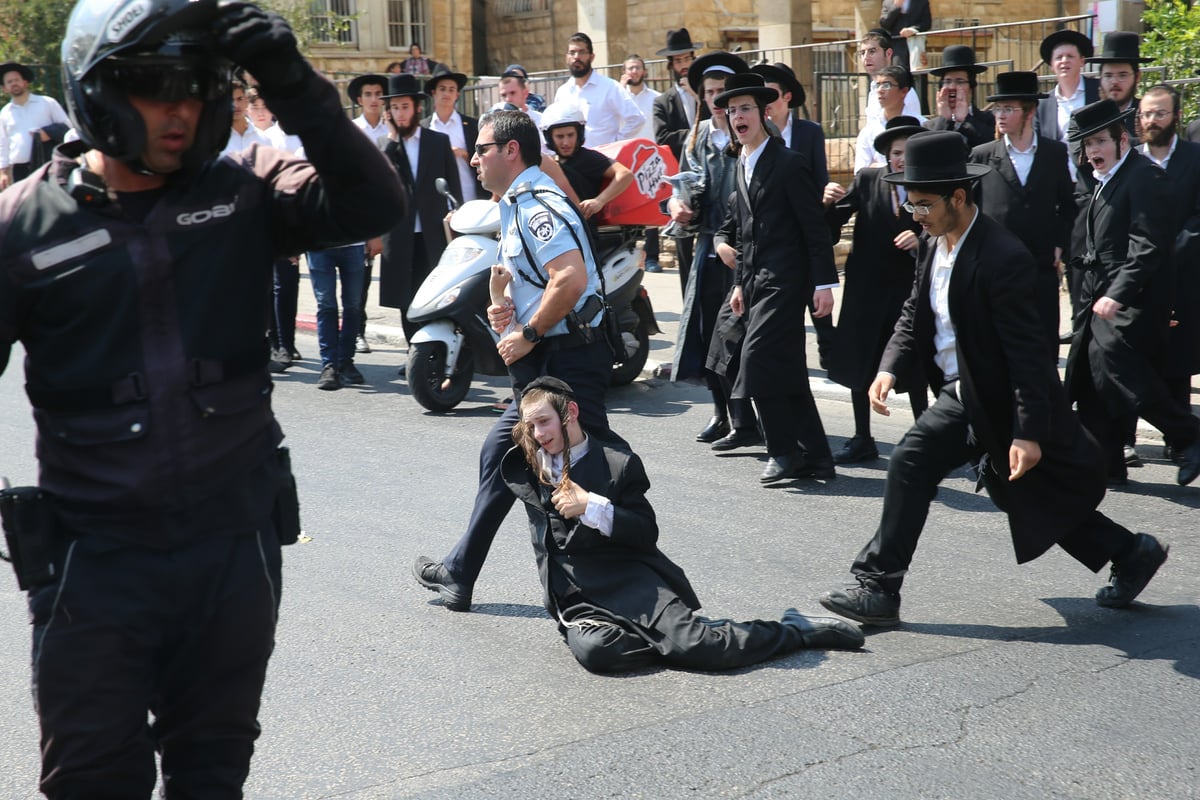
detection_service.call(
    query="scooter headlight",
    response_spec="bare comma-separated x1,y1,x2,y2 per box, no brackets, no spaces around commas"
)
436,290,460,310
440,244,485,267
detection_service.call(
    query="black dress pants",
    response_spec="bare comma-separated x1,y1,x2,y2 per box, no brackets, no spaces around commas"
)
755,389,832,462
852,385,1134,594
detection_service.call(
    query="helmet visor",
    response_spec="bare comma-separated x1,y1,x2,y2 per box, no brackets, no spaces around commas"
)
94,56,231,103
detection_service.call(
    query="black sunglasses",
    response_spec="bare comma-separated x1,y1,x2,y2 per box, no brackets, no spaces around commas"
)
474,140,509,156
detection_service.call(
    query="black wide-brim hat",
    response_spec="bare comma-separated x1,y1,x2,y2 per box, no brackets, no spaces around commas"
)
714,73,778,109
751,61,806,108
1040,29,1094,64
687,51,749,94
986,71,1048,102
873,116,926,156
657,27,704,57
1087,31,1151,64
347,73,388,104
383,73,427,101
882,130,991,185
0,62,34,83
1067,99,1136,142
926,44,987,76
425,65,467,94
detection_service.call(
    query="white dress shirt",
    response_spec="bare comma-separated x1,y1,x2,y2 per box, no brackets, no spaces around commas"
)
0,93,70,168
353,113,391,148
534,434,615,535
1141,135,1178,169
623,84,659,141
855,116,887,173
866,85,923,126
1004,134,1037,185
929,208,981,383
554,70,645,146
219,121,269,156
429,109,479,201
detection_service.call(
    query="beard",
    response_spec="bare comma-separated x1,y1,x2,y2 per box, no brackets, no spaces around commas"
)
392,117,419,139
626,75,644,87
569,62,591,78
1141,121,1176,148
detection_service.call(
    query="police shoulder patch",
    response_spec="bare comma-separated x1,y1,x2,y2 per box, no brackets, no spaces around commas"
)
527,210,555,243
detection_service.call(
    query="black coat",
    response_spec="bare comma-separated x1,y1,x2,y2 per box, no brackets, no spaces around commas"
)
925,108,997,150
652,86,694,160
968,136,1076,353
716,137,838,398
825,167,922,391
786,117,829,190
421,112,482,199
882,212,1106,563
1066,103,1138,267
879,0,931,72
378,127,461,309
1034,77,1100,142
1159,139,1200,376
1065,150,1174,414
501,440,701,635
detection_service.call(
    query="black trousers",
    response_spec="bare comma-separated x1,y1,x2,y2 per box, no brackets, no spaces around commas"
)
443,339,612,585
851,385,1134,594
755,388,833,462
31,531,281,799
675,236,693,299
269,258,299,355
398,234,430,343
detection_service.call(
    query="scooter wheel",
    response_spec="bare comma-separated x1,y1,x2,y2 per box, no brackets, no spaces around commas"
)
407,340,475,412
610,321,649,386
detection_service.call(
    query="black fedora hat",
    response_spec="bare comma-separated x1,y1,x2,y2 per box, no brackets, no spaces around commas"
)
873,115,926,156
927,44,988,76
1067,99,1136,142
657,28,704,57
0,62,34,83
1040,29,1093,64
713,73,778,109
1087,31,1151,65
687,51,749,94
347,73,388,104
382,73,427,100
425,64,467,94
751,61,806,108
986,71,1048,102
882,130,991,185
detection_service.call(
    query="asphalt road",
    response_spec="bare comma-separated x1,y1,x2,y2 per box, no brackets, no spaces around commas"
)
0,330,1197,799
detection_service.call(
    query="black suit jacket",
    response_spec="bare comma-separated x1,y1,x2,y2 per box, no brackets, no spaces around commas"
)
925,108,997,150
882,212,1105,563
1159,140,1200,374
787,116,829,190
378,127,462,309
1034,77,1100,142
879,0,931,72
421,111,482,199
969,136,1077,352
653,86,694,160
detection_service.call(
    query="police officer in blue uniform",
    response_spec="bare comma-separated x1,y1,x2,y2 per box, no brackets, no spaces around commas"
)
0,1,406,795
413,110,615,611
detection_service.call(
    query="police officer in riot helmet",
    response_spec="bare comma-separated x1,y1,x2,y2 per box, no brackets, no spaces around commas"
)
0,0,405,795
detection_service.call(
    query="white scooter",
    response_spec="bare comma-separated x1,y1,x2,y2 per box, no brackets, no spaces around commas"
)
404,179,659,413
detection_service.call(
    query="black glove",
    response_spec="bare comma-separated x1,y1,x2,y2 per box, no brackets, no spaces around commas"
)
214,1,307,93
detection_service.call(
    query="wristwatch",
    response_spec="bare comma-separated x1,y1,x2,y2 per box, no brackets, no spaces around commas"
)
521,323,542,343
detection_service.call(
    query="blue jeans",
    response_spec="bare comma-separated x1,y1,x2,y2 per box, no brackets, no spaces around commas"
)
307,244,365,367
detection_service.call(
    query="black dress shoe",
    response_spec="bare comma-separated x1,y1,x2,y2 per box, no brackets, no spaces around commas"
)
1058,330,1075,345
1177,440,1200,486
795,458,837,480
833,435,879,464
696,416,730,443
711,427,763,451
340,361,365,385
819,579,902,627
1123,445,1142,468
1095,534,1169,608
780,608,865,649
412,556,473,611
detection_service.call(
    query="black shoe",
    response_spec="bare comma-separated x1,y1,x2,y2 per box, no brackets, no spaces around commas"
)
272,347,293,368
794,457,837,480
412,556,473,611
833,435,879,464
696,416,730,443
781,608,865,649
340,361,365,385
290,347,303,360
711,427,764,451
355,334,372,354
317,364,341,390
760,453,803,483
1058,330,1075,345
1162,443,1182,463
1123,445,1142,468
1177,440,1200,486
269,358,288,374
1095,534,1169,608
819,579,901,627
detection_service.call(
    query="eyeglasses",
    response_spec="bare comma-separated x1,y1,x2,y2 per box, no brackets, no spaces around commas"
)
474,141,507,156
902,196,951,216
99,59,231,103
1139,109,1173,121
939,78,971,87
858,47,883,58
992,105,1022,116
724,103,758,117
876,81,899,91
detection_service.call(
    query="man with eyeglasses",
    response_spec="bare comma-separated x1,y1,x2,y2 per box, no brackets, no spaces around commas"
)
1064,99,1200,487
413,110,616,612
0,1,405,794
1136,85,1200,459
968,71,1076,360
554,31,644,148
820,129,1170,629
855,64,912,173
859,30,923,125
713,73,839,484
922,45,995,150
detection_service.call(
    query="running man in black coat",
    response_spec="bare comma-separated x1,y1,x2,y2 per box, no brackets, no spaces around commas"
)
819,131,1170,628
502,377,863,673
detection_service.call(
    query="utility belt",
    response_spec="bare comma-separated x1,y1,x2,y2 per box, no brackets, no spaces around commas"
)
0,447,302,591
557,293,621,358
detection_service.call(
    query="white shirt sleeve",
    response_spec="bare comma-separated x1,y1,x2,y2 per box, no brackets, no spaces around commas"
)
580,492,615,536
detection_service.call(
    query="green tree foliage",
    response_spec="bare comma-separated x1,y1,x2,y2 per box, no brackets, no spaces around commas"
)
1142,0,1200,120
0,0,74,99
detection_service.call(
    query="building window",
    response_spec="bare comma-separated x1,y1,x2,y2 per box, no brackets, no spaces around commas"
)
387,0,429,49
497,0,550,15
311,0,358,46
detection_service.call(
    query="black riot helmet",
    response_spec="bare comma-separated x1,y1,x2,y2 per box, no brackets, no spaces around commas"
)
62,0,234,173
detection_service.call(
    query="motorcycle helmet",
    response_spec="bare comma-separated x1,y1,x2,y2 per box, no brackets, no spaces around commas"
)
62,0,233,173
539,102,586,151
